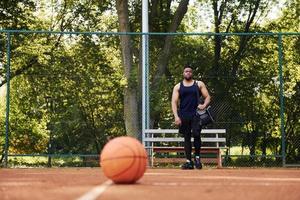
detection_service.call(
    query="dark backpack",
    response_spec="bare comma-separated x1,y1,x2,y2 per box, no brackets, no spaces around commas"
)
194,81,215,126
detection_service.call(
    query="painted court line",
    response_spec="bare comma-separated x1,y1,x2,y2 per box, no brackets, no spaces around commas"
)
182,176,300,182
145,172,173,175
152,181,296,186
144,172,300,182
76,180,113,200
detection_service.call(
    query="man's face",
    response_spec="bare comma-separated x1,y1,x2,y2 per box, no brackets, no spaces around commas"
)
183,68,193,80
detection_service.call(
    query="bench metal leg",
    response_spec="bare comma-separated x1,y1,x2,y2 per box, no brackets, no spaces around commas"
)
217,150,222,168
151,152,154,167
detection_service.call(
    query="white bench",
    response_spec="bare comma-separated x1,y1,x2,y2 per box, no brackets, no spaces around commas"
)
143,129,227,168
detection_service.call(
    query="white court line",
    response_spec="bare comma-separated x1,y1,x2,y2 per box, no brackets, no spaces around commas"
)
152,182,255,186
144,172,300,182
144,172,173,175
76,180,113,200
182,176,300,182
151,181,296,186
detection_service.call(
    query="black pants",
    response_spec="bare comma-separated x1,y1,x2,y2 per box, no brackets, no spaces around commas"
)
179,118,202,161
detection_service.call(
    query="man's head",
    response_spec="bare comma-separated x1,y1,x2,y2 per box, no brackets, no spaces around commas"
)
183,64,193,81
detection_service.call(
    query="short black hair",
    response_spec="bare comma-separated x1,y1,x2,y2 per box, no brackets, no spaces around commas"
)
184,64,193,70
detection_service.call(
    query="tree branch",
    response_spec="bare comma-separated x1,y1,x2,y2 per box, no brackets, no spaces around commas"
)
231,0,261,76
0,2,86,88
152,0,190,86
150,0,190,127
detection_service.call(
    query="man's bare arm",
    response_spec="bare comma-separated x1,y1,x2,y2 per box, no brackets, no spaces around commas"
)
197,81,211,110
171,84,181,125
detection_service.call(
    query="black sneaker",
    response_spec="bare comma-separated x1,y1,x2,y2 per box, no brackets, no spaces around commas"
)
181,161,194,170
194,157,202,169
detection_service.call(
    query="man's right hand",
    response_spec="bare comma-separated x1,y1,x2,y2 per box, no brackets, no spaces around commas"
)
175,116,182,125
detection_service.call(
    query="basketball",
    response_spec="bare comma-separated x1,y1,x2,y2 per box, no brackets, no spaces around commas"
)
100,136,148,184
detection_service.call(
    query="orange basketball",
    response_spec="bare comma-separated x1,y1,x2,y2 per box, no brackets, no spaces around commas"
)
100,136,148,184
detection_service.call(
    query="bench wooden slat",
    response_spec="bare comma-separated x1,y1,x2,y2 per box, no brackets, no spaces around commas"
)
145,146,228,150
153,147,221,153
154,157,219,164
144,128,226,168
145,129,226,134
144,137,226,143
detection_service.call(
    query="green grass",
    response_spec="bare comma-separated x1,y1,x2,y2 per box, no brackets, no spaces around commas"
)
5,155,99,167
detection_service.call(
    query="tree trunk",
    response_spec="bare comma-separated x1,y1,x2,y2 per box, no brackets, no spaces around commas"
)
231,0,261,76
249,130,257,163
152,0,190,86
212,0,222,73
116,0,139,138
150,0,190,127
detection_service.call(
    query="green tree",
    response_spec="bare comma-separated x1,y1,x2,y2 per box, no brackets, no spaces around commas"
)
116,0,191,137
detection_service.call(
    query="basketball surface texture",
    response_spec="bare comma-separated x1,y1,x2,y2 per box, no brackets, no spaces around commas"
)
100,136,148,184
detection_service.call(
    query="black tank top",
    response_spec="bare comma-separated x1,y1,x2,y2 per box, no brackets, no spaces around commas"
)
179,81,200,119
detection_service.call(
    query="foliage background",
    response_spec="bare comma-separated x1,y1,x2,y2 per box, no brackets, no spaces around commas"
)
0,0,299,166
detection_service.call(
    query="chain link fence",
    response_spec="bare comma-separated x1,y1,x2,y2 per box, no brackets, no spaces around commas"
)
148,33,299,167
0,31,128,167
0,31,299,167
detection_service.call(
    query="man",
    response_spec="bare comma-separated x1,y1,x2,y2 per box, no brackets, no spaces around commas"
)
171,65,211,169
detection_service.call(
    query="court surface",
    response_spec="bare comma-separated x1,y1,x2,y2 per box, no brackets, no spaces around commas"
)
1,168,300,200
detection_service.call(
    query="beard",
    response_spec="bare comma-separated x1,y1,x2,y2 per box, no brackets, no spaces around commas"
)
184,76,192,81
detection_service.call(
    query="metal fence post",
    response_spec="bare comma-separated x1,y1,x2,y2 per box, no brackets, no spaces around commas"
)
278,34,286,167
4,32,11,167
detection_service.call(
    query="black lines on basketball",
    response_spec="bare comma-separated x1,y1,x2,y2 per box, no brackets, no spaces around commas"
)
100,136,148,184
